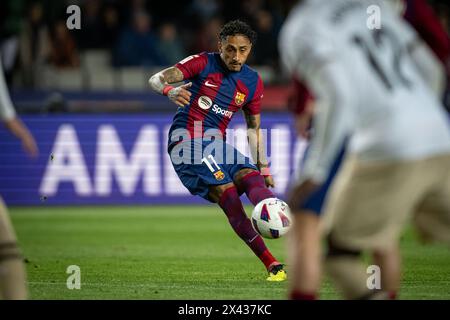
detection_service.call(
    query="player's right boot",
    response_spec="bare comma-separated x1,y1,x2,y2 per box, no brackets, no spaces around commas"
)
266,264,287,282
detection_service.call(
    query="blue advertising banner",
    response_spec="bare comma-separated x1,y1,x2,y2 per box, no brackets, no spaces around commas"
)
0,113,307,206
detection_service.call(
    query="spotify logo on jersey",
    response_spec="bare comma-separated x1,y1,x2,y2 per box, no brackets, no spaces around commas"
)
198,96,212,110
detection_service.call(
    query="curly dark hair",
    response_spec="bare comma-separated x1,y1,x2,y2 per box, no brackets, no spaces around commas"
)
219,20,257,44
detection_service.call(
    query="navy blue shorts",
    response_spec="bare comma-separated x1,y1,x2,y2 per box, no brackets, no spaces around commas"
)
168,139,258,202
297,145,346,216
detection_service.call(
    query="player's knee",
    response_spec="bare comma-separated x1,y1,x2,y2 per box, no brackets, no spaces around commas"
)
215,183,236,196
233,168,259,186
326,235,361,259
209,182,236,203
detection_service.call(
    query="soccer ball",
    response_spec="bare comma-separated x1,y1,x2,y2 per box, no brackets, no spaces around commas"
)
251,198,292,239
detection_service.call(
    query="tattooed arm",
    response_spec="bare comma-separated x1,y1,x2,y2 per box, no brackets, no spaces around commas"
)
148,66,183,93
244,110,275,187
148,66,192,107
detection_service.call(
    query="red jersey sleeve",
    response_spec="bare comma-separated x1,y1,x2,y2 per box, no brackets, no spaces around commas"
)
175,52,208,79
404,0,450,64
244,75,264,115
288,76,314,115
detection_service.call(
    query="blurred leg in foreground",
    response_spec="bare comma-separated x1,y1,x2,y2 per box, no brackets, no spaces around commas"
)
0,197,27,300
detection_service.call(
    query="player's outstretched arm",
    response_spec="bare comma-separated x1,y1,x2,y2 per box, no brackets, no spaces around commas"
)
3,117,39,157
0,59,39,158
148,67,192,107
244,111,275,188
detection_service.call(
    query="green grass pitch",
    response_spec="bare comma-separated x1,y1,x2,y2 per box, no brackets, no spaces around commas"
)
9,205,450,300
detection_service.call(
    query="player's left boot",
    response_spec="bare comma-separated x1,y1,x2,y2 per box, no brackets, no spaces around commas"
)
266,264,287,282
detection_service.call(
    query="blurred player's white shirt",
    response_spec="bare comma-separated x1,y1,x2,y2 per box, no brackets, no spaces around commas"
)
0,54,16,121
279,0,450,183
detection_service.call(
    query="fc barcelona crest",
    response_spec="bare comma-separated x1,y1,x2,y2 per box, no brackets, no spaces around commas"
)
214,170,225,181
234,92,246,106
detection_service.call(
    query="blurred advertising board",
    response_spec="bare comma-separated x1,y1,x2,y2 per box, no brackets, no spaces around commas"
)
0,114,307,205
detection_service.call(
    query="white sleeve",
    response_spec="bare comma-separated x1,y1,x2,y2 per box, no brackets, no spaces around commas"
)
296,60,354,184
0,56,16,121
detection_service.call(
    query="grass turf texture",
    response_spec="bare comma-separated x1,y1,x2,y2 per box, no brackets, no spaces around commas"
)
9,205,450,300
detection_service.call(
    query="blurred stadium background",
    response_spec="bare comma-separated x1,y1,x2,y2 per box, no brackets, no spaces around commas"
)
1,0,450,299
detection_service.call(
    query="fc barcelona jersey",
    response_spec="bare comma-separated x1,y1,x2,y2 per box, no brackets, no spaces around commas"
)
168,52,264,148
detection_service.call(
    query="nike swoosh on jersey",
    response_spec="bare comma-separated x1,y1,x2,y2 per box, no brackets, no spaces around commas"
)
205,80,218,88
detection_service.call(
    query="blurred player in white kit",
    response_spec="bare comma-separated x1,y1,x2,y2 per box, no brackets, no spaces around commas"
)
280,0,450,299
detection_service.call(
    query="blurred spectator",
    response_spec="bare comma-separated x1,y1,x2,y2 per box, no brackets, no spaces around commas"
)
252,10,278,66
188,0,220,24
77,0,104,49
241,0,265,26
113,11,165,67
157,23,186,66
191,17,223,53
49,20,80,68
120,0,150,25
102,4,120,49
19,2,50,87
8,0,421,89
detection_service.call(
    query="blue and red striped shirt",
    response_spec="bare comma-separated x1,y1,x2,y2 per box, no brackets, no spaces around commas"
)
168,52,263,148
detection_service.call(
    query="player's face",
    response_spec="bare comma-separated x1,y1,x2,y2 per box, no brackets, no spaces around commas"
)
219,35,252,72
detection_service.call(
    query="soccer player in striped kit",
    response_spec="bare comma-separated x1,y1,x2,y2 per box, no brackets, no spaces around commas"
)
149,20,286,281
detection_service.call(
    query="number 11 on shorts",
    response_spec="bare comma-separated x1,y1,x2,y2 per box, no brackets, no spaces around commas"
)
201,155,221,172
